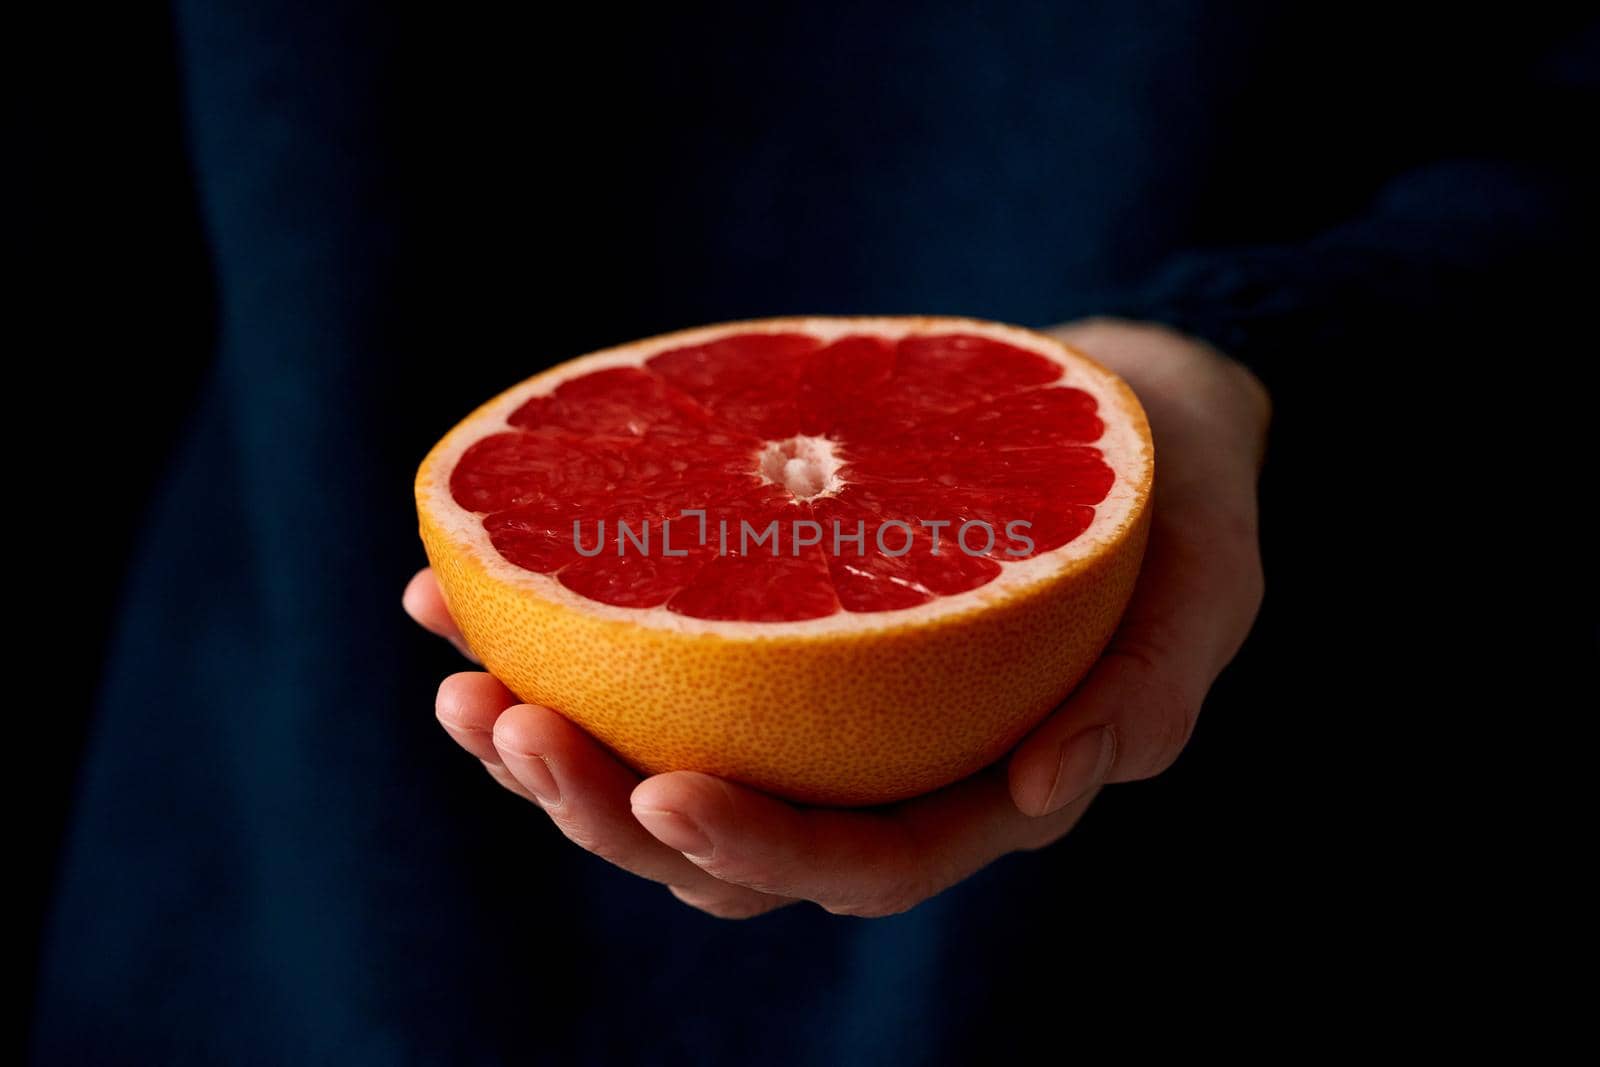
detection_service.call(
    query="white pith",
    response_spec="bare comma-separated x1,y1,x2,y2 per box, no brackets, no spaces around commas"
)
757,435,843,500
419,316,1152,638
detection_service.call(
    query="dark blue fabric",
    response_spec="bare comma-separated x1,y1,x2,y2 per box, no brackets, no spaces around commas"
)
30,4,1595,1063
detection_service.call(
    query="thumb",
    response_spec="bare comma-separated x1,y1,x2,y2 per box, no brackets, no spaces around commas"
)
1007,503,1263,815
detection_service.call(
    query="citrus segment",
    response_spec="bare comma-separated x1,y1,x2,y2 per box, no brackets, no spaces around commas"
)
446,330,1116,618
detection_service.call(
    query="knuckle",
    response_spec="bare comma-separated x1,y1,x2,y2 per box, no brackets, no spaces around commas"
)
1147,690,1202,776
1108,633,1168,677
1105,640,1207,780
822,877,931,919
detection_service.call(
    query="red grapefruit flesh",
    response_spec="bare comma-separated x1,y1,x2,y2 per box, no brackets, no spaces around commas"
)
417,317,1152,805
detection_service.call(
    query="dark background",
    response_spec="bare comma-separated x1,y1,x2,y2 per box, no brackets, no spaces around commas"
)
20,2,1597,1060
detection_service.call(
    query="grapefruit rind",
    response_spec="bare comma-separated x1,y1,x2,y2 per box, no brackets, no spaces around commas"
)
416,316,1152,805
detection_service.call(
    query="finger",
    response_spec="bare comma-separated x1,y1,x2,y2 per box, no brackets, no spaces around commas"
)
631,768,1092,917
403,568,480,662
492,704,791,916
482,758,537,802
436,671,520,764
1008,501,1265,815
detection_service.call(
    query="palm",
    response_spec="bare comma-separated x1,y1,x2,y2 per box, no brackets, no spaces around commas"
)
404,318,1268,918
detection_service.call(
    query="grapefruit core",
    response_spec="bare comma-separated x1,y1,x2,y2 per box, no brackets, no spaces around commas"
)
416,317,1153,806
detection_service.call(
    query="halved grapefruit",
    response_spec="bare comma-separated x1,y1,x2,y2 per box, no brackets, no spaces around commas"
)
416,317,1152,806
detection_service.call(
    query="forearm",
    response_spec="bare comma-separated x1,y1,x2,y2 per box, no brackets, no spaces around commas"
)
1099,27,1597,394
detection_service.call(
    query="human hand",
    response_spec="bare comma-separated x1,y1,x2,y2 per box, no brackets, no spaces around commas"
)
404,317,1268,918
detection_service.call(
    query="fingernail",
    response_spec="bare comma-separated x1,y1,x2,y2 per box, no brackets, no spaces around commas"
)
632,807,715,860
521,755,561,806
1042,726,1116,815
